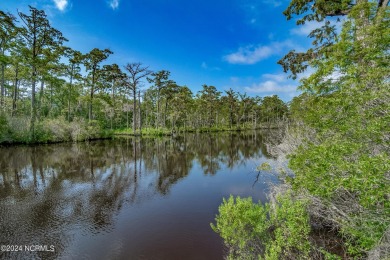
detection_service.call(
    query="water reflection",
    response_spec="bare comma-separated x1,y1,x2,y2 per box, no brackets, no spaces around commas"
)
0,131,276,260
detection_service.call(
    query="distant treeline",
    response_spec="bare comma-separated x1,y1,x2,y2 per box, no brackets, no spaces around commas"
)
0,6,290,143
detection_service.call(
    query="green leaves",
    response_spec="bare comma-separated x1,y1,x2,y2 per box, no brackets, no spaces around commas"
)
279,0,390,257
265,193,311,259
211,193,312,259
211,196,269,257
285,1,390,256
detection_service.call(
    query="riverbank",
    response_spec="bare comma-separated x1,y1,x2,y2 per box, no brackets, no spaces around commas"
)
0,116,114,145
1,115,284,145
114,124,283,137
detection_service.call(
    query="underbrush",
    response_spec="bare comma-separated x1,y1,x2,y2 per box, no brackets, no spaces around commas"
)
113,124,279,136
0,115,113,144
211,190,342,260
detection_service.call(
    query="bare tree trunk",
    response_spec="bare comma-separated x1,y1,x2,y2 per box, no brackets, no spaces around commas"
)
126,109,129,129
111,79,115,129
138,90,142,135
0,63,5,110
68,65,74,122
89,72,95,122
49,82,53,116
156,92,160,129
12,63,19,117
164,100,168,128
30,66,37,138
89,87,93,121
37,79,44,121
132,89,136,135
254,112,257,129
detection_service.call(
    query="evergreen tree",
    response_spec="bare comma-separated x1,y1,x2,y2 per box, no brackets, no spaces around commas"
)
18,6,67,138
83,48,112,121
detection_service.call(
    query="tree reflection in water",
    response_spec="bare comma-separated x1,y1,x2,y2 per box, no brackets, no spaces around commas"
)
0,131,278,259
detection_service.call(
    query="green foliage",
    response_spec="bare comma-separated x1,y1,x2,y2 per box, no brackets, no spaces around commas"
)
115,127,171,136
0,113,10,142
0,115,31,143
259,95,288,123
213,1,389,259
285,1,390,257
0,116,110,144
265,194,311,260
211,194,313,259
289,137,390,255
211,196,271,259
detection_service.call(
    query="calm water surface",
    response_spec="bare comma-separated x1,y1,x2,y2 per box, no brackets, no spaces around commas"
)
0,131,279,260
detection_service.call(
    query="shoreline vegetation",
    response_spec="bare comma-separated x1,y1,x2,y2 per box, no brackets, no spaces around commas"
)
0,112,285,145
114,123,283,136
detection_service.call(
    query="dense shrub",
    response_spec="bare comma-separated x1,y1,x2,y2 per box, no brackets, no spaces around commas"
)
0,113,10,142
211,193,317,260
0,116,110,144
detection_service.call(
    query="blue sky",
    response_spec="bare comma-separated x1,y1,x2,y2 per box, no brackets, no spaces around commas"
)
1,0,317,101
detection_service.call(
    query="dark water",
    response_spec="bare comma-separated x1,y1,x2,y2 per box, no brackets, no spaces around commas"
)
0,131,279,260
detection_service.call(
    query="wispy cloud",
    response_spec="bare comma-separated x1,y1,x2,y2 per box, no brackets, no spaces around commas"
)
53,0,68,11
224,45,273,64
109,0,120,10
245,80,297,93
224,41,296,65
290,21,324,36
263,73,286,82
244,73,298,94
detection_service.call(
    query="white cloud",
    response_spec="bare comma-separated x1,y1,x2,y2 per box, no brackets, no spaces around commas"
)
224,41,295,65
109,0,120,10
263,73,287,82
243,72,298,94
296,67,314,81
245,80,297,93
290,21,326,36
224,45,272,64
244,70,315,94
53,0,68,11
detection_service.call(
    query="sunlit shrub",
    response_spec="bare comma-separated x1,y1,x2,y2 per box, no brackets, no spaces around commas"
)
211,193,314,259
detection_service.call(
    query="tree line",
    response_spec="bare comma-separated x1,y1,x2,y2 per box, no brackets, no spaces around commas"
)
0,6,288,143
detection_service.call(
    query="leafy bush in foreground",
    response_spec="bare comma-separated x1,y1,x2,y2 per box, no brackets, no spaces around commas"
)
211,193,316,260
